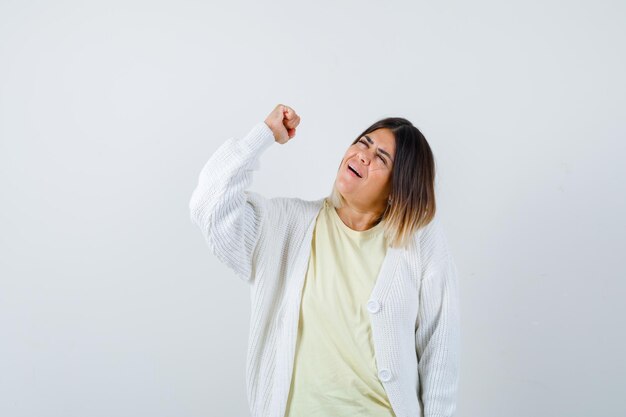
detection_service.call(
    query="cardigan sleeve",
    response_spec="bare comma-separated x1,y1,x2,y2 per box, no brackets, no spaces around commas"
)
415,218,461,417
189,121,276,284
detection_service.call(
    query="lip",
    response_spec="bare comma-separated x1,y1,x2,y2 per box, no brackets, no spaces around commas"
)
346,162,363,179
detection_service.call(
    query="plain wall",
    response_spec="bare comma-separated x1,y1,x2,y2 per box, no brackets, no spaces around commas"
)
1,1,624,416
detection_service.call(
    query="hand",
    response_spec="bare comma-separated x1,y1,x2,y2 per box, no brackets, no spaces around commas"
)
264,104,301,144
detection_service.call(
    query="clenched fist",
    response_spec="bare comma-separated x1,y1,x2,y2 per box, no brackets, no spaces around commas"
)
264,104,301,144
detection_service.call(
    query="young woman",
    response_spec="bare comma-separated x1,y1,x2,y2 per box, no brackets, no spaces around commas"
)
189,104,460,417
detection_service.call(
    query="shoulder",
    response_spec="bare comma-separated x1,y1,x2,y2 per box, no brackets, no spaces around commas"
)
245,192,325,229
410,214,453,277
271,195,325,215
251,194,324,217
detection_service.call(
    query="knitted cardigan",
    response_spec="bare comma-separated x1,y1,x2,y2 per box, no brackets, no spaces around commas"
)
189,121,461,417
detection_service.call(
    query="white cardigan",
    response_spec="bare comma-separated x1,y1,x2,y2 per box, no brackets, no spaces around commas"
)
189,121,461,417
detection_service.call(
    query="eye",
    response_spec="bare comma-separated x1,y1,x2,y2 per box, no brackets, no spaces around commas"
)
358,139,387,165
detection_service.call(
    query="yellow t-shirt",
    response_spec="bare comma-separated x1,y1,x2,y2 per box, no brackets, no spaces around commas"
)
284,198,396,417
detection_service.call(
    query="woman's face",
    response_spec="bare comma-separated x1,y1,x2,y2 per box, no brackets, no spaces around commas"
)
334,127,396,210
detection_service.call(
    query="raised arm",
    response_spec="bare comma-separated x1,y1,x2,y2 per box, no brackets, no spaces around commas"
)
189,105,300,284
415,217,461,417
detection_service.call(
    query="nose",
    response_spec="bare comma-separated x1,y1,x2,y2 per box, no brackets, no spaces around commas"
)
358,151,371,165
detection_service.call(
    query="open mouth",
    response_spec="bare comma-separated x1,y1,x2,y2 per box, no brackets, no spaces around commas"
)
347,163,362,178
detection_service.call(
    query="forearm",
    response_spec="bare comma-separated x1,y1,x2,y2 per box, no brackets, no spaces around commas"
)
189,121,275,281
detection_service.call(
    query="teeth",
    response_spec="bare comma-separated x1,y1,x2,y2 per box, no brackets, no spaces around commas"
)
349,164,361,178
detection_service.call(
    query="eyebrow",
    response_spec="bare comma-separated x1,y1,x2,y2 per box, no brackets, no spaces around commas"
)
363,135,393,162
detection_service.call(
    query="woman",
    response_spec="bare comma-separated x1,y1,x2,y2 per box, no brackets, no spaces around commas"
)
189,104,460,417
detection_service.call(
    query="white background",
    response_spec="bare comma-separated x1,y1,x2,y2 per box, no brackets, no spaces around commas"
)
1,1,624,416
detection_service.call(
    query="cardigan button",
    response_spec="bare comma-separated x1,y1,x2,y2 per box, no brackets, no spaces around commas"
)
378,368,392,382
367,299,381,313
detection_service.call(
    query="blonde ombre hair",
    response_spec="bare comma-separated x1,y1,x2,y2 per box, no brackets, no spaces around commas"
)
328,117,436,250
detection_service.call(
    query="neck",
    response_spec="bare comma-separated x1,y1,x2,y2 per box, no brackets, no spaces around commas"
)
334,200,385,231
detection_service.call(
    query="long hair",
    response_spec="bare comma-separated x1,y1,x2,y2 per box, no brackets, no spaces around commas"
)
328,117,436,249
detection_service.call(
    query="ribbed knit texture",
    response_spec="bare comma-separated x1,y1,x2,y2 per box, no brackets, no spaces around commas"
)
189,121,461,417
